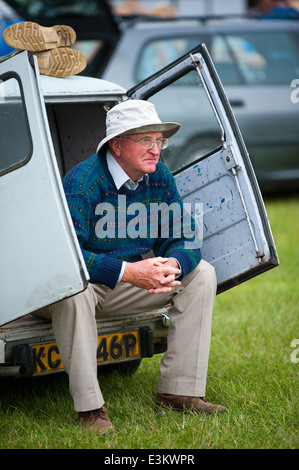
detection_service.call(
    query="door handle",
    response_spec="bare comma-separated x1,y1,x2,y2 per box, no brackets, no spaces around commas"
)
230,100,244,107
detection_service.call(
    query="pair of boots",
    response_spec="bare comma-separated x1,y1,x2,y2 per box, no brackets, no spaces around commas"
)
3,21,87,77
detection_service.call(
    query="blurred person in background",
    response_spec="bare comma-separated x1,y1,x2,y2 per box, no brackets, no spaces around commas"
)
250,0,299,18
0,0,23,56
112,0,177,17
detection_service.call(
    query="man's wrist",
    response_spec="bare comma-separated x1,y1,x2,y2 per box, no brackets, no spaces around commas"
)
117,261,127,283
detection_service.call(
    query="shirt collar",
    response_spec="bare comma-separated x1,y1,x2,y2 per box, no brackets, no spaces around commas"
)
106,149,149,190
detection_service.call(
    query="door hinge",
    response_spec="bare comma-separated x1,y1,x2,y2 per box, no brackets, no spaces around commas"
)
190,53,204,69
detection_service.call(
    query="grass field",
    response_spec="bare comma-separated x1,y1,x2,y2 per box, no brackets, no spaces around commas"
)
0,195,298,450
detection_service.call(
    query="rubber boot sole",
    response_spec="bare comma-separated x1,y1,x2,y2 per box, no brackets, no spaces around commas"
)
3,21,76,52
35,47,87,78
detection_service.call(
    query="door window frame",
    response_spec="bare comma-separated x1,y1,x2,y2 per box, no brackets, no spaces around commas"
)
0,71,33,177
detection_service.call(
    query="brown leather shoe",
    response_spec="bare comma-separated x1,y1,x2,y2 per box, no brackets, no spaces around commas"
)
34,47,87,77
156,393,227,414
3,21,76,52
78,406,115,434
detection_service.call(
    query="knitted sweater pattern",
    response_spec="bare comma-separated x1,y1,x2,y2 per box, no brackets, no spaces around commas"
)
62,152,201,289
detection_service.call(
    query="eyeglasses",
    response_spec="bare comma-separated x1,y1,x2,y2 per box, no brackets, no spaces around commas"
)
119,136,169,150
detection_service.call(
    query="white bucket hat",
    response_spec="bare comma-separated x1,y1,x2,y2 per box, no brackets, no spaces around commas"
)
96,99,180,153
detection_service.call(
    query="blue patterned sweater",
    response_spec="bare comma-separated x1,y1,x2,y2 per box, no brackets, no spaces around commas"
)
62,151,201,289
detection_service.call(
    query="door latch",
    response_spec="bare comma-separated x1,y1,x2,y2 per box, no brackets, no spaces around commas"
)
222,143,240,171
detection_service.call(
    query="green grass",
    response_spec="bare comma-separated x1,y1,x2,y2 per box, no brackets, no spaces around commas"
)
0,195,298,449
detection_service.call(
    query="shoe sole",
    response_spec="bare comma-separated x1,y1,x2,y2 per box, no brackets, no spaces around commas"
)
35,47,87,78
3,21,76,52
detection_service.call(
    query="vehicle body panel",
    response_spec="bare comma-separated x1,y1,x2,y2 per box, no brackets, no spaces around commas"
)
0,51,89,326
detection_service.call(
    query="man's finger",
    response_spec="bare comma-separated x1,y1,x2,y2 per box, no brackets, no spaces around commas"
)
158,265,181,275
160,274,181,286
148,286,174,294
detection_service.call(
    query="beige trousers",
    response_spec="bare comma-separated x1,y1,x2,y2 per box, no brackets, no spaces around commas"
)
34,259,216,412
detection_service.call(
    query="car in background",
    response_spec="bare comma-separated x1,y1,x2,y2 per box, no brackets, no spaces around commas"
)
99,16,299,193
2,0,299,192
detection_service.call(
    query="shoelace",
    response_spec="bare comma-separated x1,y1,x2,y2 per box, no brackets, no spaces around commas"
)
93,407,109,422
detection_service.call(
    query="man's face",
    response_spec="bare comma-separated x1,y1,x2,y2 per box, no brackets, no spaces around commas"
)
110,131,163,181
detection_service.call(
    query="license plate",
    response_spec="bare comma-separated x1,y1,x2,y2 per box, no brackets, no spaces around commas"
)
31,330,140,375
97,330,140,364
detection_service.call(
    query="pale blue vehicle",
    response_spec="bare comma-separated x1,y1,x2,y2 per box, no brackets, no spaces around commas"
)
0,42,278,377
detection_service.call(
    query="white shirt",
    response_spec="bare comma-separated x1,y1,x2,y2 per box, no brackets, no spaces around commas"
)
107,150,148,281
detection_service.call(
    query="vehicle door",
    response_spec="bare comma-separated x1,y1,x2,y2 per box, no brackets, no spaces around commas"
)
0,51,89,325
127,44,279,293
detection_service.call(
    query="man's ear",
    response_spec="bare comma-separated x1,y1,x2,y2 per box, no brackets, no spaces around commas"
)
109,137,121,157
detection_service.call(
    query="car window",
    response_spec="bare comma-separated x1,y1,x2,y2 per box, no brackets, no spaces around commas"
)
0,75,32,175
75,39,104,66
135,30,299,86
147,70,223,174
210,35,242,84
136,37,200,82
223,31,299,84
135,35,243,85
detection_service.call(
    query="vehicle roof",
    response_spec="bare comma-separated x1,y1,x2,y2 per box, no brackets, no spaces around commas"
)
3,66,126,102
38,74,126,102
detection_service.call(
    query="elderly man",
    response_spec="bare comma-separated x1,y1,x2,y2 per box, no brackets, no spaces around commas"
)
35,99,226,434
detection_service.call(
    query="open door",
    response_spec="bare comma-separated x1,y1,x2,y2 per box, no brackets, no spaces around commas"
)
127,44,279,293
0,51,89,325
